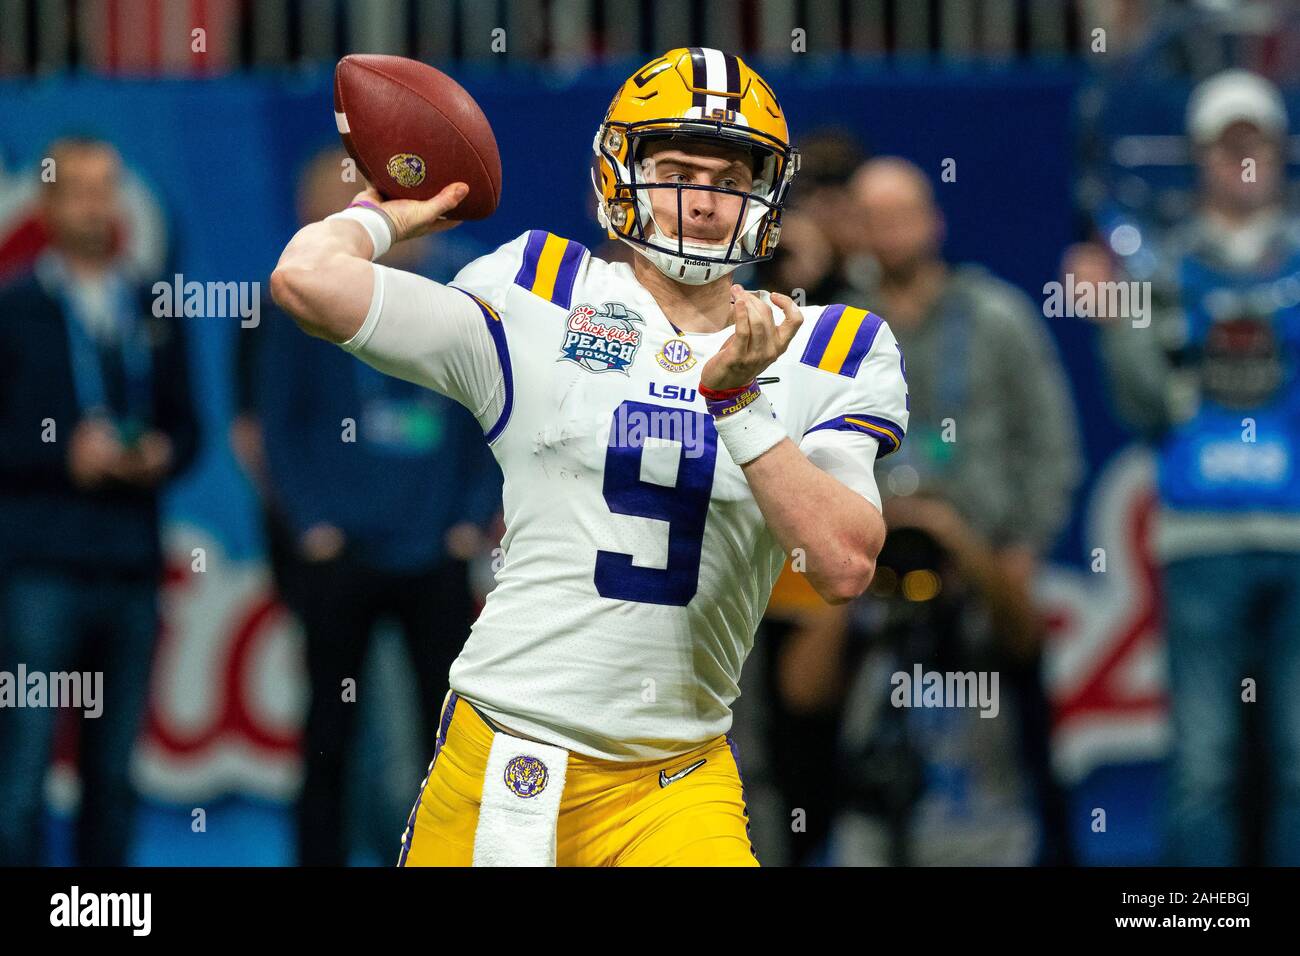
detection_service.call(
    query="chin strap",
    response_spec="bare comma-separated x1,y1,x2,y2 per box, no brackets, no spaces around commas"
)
623,226,745,285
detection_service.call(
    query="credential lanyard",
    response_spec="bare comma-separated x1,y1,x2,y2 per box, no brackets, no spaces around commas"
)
61,277,153,434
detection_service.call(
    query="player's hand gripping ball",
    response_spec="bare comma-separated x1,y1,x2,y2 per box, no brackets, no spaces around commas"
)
700,288,804,391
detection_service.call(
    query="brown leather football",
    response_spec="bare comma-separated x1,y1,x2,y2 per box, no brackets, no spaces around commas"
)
333,54,501,219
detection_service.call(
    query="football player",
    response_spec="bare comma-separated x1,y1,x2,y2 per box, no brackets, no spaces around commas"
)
271,47,908,866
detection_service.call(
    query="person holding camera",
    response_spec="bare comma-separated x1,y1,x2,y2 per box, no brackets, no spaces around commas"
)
1079,70,1300,866
832,156,1083,865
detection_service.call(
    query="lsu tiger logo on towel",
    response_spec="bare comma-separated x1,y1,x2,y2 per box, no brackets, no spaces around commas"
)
503,755,550,798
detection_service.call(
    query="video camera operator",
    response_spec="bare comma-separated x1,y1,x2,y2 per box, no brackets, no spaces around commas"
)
1075,69,1300,866
825,157,1083,865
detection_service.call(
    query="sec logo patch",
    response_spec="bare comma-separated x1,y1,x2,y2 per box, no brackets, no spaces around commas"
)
656,337,697,373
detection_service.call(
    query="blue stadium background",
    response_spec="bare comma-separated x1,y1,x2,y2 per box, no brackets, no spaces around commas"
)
0,60,1179,865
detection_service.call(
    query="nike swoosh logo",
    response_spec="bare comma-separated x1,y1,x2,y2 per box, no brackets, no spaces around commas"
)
659,758,707,788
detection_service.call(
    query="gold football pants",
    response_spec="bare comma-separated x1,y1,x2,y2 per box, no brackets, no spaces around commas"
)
398,691,759,866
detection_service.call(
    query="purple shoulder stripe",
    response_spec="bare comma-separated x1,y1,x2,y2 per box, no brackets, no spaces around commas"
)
840,311,884,377
512,230,548,291
551,239,587,310
799,303,846,369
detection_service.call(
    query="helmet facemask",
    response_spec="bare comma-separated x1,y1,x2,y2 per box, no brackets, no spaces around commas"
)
594,120,799,285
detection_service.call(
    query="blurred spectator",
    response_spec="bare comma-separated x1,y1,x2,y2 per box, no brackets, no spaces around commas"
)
831,157,1084,864
249,148,502,866
1084,69,1300,866
0,137,198,865
786,129,870,291
756,209,841,307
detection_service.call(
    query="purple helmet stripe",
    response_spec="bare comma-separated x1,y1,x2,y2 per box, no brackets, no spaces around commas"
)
688,47,707,110
724,54,741,110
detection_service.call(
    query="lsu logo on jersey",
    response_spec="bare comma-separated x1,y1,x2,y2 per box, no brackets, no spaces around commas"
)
560,301,644,374
503,755,549,798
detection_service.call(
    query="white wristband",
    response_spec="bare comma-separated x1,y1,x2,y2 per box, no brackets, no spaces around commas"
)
324,204,394,260
711,390,786,465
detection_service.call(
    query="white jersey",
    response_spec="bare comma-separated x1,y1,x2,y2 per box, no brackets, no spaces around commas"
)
343,230,909,759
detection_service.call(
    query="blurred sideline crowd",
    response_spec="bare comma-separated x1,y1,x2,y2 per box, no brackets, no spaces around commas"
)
2,59,1300,866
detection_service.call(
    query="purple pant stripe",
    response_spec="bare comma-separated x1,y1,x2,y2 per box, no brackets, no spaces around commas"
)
397,691,459,867
725,733,758,862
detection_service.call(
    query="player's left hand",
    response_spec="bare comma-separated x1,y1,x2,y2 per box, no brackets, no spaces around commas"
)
700,287,803,391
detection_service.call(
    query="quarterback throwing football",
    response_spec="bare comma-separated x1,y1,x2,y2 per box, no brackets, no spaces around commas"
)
272,48,908,866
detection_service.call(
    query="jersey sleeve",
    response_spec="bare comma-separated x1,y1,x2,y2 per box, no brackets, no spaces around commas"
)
447,230,532,315
795,305,911,509
339,233,530,434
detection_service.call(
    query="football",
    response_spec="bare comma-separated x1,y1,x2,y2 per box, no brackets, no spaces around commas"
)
332,53,501,219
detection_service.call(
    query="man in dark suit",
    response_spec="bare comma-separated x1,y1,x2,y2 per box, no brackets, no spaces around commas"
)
0,137,199,865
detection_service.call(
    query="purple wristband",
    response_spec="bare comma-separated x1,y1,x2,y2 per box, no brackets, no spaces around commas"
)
705,380,763,418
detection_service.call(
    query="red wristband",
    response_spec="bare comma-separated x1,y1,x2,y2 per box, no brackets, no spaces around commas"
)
698,380,755,402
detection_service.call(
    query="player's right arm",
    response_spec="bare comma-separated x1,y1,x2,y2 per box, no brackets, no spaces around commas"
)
270,182,515,428
269,182,468,343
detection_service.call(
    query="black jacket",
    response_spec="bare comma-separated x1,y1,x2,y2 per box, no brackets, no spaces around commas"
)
0,269,199,576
